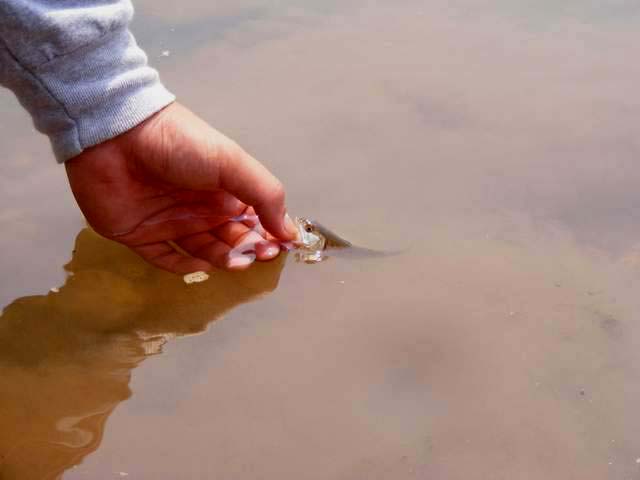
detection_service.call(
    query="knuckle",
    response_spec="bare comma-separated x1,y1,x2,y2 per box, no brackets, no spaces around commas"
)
205,137,223,161
216,137,241,162
268,181,286,204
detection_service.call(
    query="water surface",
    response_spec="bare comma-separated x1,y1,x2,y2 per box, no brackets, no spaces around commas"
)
2,1,640,478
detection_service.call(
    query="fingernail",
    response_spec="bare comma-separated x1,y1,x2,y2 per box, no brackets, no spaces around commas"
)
265,245,280,257
284,213,299,240
227,253,255,269
236,230,264,248
255,240,280,258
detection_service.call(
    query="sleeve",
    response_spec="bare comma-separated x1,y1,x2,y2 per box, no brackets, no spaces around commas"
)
0,0,175,162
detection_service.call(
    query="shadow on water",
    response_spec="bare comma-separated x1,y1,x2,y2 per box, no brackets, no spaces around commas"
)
0,228,285,480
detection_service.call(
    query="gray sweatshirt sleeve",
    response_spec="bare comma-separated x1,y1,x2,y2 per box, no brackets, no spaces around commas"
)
0,0,175,162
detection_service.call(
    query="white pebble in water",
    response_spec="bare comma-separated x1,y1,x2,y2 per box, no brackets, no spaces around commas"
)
183,271,210,284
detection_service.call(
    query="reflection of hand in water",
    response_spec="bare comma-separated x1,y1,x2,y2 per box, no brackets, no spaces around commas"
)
0,228,285,480
65,103,299,274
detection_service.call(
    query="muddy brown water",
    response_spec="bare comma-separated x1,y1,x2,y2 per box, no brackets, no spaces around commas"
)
2,1,640,479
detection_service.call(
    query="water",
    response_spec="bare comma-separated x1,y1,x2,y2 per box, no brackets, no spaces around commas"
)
2,1,640,478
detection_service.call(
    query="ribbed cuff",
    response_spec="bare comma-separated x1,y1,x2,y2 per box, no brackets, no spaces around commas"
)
31,28,175,162
57,81,175,162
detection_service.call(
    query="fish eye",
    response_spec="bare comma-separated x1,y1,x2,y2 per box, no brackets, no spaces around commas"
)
305,225,313,233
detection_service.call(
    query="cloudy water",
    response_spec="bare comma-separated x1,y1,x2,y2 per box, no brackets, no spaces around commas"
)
2,0,640,478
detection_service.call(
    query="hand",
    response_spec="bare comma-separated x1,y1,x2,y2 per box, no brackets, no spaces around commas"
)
65,103,298,274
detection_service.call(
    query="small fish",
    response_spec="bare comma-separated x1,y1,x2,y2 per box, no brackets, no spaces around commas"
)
296,217,351,249
228,214,397,263
294,217,392,263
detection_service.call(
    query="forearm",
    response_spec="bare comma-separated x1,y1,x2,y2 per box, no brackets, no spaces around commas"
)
0,0,174,162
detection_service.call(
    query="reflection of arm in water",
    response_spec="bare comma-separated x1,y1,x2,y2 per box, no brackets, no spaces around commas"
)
0,228,285,479
0,1,298,273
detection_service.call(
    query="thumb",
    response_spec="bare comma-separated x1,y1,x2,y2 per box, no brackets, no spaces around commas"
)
130,103,299,240
218,143,298,241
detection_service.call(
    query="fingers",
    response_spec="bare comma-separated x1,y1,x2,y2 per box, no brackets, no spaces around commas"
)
112,198,244,245
174,232,236,270
121,203,282,274
113,210,228,245
217,144,299,241
212,221,281,265
226,229,280,264
174,222,281,272
132,243,213,274
131,224,282,275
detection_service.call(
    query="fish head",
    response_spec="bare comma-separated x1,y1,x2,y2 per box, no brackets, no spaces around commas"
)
294,217,352,250
295,217,327,251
